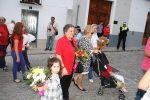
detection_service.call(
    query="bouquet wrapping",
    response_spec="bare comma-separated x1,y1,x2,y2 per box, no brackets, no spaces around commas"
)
73,49,89,72
24,67,50,96
97,36,109,50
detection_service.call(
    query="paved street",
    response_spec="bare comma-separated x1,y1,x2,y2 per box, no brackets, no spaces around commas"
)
0,47,145,100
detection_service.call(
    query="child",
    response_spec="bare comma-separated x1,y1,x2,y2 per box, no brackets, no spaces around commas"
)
38,56,63,100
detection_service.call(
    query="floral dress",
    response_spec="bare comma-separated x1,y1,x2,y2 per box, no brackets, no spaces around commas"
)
79,36,93,74
41,74,63,100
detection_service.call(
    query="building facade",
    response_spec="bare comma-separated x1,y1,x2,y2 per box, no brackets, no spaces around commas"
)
0,0,150,48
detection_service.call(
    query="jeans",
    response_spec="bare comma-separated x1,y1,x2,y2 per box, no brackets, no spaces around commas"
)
142,69,147,74
88,67,93,79
11,50,26,80
18,48,31,71
0,45,7,68
46,34,55,49
88,56,96,79
135,89,146,100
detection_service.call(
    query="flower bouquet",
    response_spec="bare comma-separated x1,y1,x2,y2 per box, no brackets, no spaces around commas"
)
24,67,50,96
97,36,109,50
73,49,89,72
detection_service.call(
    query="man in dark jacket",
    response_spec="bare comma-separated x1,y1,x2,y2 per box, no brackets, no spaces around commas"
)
117,22,129,51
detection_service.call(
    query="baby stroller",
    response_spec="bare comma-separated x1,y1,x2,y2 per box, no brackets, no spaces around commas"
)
93,51,125,100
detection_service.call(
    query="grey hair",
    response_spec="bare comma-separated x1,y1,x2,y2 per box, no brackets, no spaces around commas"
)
63,24,74,34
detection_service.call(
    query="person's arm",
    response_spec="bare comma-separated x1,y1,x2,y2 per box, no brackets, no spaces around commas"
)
14,39,20,63
144,52,150,57
144,38,150,57
138,68,150,91
56,54,67,76
55,39,67,76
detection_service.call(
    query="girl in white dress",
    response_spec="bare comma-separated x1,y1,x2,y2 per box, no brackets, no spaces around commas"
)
38,57,63,100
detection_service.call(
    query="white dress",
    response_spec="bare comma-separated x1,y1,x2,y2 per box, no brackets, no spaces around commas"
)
41,74,63,100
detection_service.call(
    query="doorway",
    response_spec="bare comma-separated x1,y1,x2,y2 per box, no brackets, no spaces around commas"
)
142,12,150,45
87,0,112,26
21,9,39,47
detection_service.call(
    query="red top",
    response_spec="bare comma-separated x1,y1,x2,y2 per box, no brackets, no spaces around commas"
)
12,35,23,52
0,24,9,45
23,31,26,34
56,36,77,75
141,37,150,70
103,27,110,36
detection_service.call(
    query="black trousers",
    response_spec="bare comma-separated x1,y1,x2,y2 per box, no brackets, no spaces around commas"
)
117,35,126,50
0,45,7,68
97,33,103,38
60,72,73,99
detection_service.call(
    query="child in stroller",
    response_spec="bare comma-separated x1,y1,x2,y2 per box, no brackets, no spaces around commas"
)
93,51,128,100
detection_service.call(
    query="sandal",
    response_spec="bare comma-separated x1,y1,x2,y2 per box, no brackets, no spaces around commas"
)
13,79,21,83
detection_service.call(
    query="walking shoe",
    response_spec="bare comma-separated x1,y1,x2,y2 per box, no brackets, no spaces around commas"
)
49,48,52,51
89,79,94,83
0,67,8,72
44,48,49,51
121,87,128,92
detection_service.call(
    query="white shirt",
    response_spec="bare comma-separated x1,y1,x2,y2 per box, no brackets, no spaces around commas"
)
6,23,14,34
91,33,99,48
47,22,58,36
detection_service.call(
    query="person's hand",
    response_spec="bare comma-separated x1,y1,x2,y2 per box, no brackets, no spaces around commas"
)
16,56,20,63
0,33,2,37
93,50,99,54
25,45,30,48
62,67,68,76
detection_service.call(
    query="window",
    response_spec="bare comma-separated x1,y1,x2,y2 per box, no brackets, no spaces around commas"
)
20,0,42,5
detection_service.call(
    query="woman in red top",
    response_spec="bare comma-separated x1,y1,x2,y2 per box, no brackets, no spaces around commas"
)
103,24,110,39
11,22,26,83
56,24,77,100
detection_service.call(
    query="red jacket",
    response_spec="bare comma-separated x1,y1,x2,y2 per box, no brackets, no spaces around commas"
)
56,36,77,75
0,24,9,45
103,27,110,36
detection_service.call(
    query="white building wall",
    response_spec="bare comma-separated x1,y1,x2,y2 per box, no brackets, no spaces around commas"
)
128,0,150,32
72,0,90,31
0,0,73,40
112,0,132,35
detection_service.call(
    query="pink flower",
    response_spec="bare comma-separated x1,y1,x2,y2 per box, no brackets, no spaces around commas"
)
27,73,32,79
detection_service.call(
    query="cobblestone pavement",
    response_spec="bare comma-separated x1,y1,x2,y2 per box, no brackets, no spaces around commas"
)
0,47,145,100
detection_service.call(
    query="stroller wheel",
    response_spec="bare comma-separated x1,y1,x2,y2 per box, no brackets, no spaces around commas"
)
98,87,103,96
118,94,125,100
119,90,123,93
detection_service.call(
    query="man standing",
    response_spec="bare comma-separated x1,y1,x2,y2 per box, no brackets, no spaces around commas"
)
45,17,58,51
97,21,103,38
0,17,9,71
117,22,129,51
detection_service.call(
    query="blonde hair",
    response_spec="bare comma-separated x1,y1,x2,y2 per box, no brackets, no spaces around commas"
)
91,24,97,27
84,25,93,35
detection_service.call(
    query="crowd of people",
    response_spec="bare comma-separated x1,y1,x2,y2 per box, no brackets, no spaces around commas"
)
1,15,150,100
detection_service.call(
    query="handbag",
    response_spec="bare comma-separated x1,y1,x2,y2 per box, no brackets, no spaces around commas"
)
52,25,58,35
74,62,83,73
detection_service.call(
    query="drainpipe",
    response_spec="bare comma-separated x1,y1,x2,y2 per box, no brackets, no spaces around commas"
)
76,0,80,26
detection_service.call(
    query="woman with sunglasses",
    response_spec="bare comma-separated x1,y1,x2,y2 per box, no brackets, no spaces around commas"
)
72,25,99,91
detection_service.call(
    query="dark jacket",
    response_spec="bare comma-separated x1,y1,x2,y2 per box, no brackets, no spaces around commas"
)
119,26,129,36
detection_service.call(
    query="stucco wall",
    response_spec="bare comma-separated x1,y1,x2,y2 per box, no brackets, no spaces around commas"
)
72,0,90,30
0,0,73,40
128,0,150,32
112,0,132,35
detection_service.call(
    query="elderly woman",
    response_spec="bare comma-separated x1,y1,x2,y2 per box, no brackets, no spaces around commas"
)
56,24,77,100
72,25,99,91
